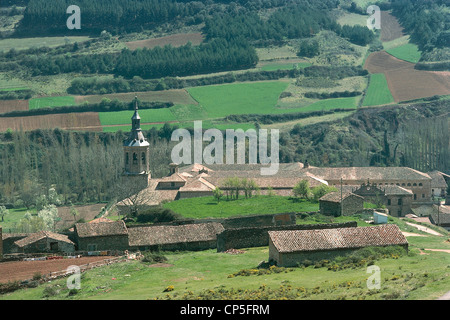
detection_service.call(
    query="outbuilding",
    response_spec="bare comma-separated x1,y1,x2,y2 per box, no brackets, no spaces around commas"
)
319,192,364,216
11,231,75,254
268,224,408,267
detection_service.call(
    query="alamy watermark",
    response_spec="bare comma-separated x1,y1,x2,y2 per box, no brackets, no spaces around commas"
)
67,5,81,30
66,265,81,290
171,121,280,175
366,265,381,290
367,5,381,30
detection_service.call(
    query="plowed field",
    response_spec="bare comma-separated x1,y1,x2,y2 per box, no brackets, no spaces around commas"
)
364,51,450,102
0,112,102,132
0,256,114,283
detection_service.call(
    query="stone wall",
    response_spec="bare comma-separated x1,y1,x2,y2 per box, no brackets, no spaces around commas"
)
12,238,75,254
77,235,129,251
217,221,357,252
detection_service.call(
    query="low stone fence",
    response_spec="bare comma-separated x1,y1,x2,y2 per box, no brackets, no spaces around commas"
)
217,221,358,252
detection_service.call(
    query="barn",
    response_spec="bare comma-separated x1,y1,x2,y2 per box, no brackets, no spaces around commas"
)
11,231,75,254
74,220,129,252
319,192,364,216
268,224,408,267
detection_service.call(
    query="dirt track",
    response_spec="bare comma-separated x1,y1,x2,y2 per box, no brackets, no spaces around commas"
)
0,256,114,284
364,51,450,102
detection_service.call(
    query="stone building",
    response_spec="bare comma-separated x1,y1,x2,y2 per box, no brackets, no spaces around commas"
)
127,222,224,251
349,182,414,217
319,192,364,216
268,224,408,267
74,220,129,251
427,171,448,198
11,231,75,254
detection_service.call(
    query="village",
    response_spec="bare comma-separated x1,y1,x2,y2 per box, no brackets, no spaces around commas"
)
0,104,449,293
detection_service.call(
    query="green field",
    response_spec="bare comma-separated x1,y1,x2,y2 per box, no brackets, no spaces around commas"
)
362,73,395,107
163,196,319,219
98,108,177,126
28,96,77,110
187,81,290,118
385,43,421,64
295,97,360,112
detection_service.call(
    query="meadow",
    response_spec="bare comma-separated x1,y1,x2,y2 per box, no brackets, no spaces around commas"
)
162,195,320,219
1,229,448,300
362,73,394,106
0,36,91,52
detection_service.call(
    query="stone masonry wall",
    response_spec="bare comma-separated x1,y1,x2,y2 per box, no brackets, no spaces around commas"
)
217,221,357,252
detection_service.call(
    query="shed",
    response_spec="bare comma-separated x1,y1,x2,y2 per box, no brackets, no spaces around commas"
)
127,222,224,251
319,192,364,216
12,231,75,254
373,211,388,224
74,220,129,251
268,224,408,267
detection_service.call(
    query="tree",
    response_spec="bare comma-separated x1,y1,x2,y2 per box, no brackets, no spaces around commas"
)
70,205,79,221
213,187,224,203
0,205,9,222
293,179,311,200
311,184,337,202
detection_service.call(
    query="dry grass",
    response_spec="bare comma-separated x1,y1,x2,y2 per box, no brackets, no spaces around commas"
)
125,33,204,50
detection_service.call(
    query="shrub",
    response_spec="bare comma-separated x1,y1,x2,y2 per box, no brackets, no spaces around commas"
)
136,206,181,223
141,251,168,264
0,281,20,294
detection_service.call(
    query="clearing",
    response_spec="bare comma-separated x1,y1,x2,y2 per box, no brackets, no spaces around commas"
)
125,33,204,50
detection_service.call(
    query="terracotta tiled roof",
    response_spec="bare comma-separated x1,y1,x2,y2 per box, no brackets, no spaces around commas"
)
427,171,448,188
306,167,431,181
89,217,113,223
75,220,128,238
319,192,363,203
128,222,224,247
269,224,408,253
14,231,74,248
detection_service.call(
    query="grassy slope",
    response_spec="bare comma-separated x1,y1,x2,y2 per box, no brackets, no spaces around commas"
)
2,227,449,300
385,43,421,64
28,96,76,110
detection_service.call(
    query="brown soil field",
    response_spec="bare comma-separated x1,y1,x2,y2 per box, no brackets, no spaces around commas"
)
0,256,115,283
125,32,204,50
0,112,102,132
380,11,404,42
0,99,29,114
75,89,198,106
364,51,450,102
56,203,106,230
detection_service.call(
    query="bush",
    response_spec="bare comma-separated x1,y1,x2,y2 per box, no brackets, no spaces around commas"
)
136,206,181,223
0,281,20,294
141,251,168,264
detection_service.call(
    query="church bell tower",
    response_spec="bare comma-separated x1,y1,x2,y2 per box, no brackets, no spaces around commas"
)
123,97,151,187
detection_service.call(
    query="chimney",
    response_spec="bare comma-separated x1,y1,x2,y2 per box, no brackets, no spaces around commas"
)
169,163,179,175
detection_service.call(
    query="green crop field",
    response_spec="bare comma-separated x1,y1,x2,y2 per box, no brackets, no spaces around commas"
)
362,73,395,106
385,43,421,64
98,108,177,126
187,81,290,118
28,96,77,110
295,96,360,113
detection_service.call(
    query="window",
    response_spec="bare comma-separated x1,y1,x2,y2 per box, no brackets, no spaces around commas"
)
414,194,417,200
133,153,138,164
413,183,417,186
142,152,146,165
407,183,411,186
125,152,129,165
398,210,402,217
422,194,425,198
387,199,391,205
398,198,402,205
419,183,423,186
402,183,405,186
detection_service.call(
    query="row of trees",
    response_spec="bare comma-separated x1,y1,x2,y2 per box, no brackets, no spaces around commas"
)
19,37,258,79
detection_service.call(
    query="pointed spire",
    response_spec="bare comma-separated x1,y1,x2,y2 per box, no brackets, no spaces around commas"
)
134,95,138,111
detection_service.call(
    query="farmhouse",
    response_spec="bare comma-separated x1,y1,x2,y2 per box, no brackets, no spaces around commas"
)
268,224,408,267
74,220,129,251
319,192,364,216
11,231,75,254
